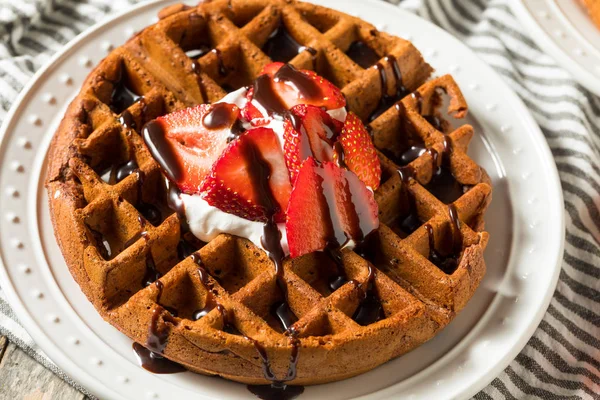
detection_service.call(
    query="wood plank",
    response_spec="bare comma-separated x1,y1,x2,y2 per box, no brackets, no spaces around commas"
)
0,336,7,362
0,337,85,400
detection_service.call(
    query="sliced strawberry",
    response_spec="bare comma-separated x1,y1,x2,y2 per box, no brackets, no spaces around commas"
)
286,158,379,258
247,63,345,118
292,104,344,134
200,127,292,222
336,112,381,190
260,62,285,77
143,103,240,194
283,104,343,183
240,87,270,126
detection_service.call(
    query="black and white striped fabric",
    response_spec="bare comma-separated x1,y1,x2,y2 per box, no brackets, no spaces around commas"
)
0,1,599,398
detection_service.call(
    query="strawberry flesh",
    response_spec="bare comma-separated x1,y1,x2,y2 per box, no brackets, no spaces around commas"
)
240,87,270,126
200,127,291,222
286,158,379,258
336,112,382,190
245,63,346,121
283,104,343,183
143,103,240,194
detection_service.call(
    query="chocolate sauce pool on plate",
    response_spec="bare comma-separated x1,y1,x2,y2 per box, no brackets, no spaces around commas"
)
132,303,185,374
132,342,186,374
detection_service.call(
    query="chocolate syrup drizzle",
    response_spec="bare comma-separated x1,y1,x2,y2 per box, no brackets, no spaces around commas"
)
299,46,318,70
186,45,228,99
189,253,302,398
142,249,161,287
119,110,137,130
346,41,380,69
263,23,304,63
326,238,384,325
212,48,228,77
134,169,163,226
250,63,323,125
316,166,352,248
332,141,348,170
275,64,321,101
424,204,463,274
132,303,186,374
138,62,392,398
326,247,348,292
369,55,408,122
397,212,421,236
132,278,184,374
251,63,325,120
392,101,466,235
143,121,185,183
253,74,288,116
351,264,384,325
111,69,143,114
398,144,427,166
247,326,303,400
191,253,229,322
101,159,138,185
394,147,422,237
411,91,443,131
290,110,339,165
217,131,306,398
89,228,112,260
424,138,466,204
242,136,298,333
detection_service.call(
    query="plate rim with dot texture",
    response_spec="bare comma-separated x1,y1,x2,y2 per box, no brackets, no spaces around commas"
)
0,0,564,399
510,0,600,96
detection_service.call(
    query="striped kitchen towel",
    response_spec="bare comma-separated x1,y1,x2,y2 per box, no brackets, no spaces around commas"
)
0,0,599,398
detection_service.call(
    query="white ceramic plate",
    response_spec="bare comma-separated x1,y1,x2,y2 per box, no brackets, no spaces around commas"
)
0,1,564,399
511,0,600,96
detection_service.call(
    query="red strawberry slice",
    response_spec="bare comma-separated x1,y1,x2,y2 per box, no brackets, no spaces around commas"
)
261,62,285,77
240,87,270,126
245,63,346,121
283,104,343,183
335,112,381,190
292,104,344,134
200,127,292,222
286,158,379,258
142,103,240,194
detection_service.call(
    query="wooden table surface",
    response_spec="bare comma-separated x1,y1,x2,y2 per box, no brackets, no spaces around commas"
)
0,336,86,399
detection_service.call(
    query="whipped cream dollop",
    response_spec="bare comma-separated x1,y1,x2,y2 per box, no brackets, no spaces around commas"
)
181,87,348,254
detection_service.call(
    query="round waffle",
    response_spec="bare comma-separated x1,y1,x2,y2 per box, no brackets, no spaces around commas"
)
46,0,492,390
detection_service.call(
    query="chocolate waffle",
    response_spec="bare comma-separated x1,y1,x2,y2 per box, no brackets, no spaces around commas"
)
46,0,492,392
